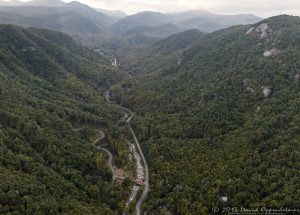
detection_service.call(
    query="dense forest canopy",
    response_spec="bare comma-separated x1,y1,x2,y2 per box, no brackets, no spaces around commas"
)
112,15,300,214
0,25,131,214
0,12,299,215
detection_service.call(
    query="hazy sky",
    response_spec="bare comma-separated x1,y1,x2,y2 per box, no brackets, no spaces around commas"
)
62,0,300,17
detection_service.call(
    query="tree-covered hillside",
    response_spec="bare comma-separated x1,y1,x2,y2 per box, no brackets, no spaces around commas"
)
0,25,129,214
112,15,300,214
116,29,206,75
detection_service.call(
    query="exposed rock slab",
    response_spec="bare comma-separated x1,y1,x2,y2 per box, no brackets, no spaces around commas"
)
246,23,273,38
255,23,271,38
263,48,280,57
245,27,255,35
262,86,272,97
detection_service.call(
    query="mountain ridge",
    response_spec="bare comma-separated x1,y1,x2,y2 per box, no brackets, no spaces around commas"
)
110,15,300,214
0,24,129,214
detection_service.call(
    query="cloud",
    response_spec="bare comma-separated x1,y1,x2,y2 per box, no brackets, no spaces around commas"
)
64,0,300,16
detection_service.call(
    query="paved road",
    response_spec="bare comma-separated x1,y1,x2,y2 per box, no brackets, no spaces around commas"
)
93,130,115,180
130,124,149,215
105,89,149,214
92,130,106,144
74,128,115,180
126,112,133,123
123,110,149,215
106,89,149,215
104,90,111,103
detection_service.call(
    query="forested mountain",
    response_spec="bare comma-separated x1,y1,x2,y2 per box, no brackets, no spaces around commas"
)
0,0,126,20
99,23,184,55
177,16,221,33
111,15,300,214
112,10,261,34
0,25,130,214
116,29,206,75
111,12,171,33
0,1,298,213
0,11,103,34
0,1,119,26
0,1,120,47
122,23,182,39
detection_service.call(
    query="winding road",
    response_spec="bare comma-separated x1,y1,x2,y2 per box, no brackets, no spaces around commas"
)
74,87,150,214
93,130,115,180
74,127,115,181
105,90,149,215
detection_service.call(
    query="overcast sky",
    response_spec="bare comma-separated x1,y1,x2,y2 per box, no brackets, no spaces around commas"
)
62,0,300,17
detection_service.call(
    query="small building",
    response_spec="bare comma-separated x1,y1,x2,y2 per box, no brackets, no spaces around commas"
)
262,86,272,97
177,58,181,66
220,196,228,202
112,57,117,67
29,46,36,51
93,49,104,55
134,179,144,186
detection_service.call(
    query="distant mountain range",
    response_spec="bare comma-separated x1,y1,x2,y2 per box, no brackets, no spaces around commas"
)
112,10,261,33
122,23,182,38
0,0,262,47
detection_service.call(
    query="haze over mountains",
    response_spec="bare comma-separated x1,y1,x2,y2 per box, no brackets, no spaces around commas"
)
0,0,261,48
0,0,299,213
